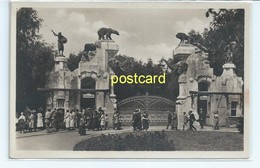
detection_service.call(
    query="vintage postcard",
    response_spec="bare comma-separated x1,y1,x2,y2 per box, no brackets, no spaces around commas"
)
10,2,250,158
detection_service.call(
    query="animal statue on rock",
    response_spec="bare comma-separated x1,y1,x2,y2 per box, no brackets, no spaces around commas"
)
108,57,135,73
98,27,120,40
81,43,97,61
176,32,194,45
176,32,212,53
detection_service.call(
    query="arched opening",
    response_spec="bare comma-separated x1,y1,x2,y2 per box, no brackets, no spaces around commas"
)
198,81,209,91
80,77,96,109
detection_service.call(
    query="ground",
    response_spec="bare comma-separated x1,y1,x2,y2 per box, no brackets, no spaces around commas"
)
16,126,242,151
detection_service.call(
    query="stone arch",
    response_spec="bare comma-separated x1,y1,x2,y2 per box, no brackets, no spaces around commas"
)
81,77,96,89
198,80,210,91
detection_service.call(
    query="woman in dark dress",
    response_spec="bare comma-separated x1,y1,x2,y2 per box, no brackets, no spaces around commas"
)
87,110,93,130
142,111,149,131
92,111,99,131
78,114,86,135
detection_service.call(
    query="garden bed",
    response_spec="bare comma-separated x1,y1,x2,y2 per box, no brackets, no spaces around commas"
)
73,130,243,151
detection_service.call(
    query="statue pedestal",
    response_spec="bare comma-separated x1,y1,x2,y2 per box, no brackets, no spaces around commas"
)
222,63,236,77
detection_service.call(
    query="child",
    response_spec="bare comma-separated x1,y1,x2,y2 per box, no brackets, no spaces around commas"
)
100,112,105,130
213,112,219,130
105,114,109,130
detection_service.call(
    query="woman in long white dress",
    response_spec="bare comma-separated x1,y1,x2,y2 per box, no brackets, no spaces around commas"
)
70,111,75,130
28,113,35,132
64,112,71,130
37,112,43,129
100,112,105,130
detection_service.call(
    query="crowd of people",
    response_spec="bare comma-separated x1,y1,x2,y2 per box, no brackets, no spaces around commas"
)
16,106,121,135
16,106,220,134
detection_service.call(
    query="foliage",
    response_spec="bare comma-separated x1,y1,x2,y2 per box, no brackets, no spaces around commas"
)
74,131,243,151
190,9,244,77
108,55,179,101
16,8,55,113
74,131,175,151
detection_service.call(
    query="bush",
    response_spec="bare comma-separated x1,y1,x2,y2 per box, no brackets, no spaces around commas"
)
73,131,175,151
237,117,244,134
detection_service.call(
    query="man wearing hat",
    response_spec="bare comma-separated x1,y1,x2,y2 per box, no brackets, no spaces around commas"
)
166,110,173,129
132,109,138,131
132,109,142,131
136,109,142,130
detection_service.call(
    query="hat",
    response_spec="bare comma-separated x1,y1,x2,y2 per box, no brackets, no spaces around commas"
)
21,112,24,115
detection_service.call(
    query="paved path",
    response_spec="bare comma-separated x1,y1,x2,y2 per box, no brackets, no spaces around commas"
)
16,126,238,151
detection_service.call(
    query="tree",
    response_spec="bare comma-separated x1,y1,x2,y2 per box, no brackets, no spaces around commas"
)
187,9,244,78
107,54,179,101
16,8,55,113
205,9,244,77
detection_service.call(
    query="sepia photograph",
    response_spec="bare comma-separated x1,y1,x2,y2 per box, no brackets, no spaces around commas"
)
10,2,250,158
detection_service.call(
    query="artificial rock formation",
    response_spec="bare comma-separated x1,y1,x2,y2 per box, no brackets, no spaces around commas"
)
174,43,243,129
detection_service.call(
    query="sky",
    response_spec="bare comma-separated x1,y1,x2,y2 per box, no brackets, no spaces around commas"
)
37,8,212,63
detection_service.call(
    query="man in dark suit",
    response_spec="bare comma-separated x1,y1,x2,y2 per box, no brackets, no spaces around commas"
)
166,111,173,129
189,110,197,131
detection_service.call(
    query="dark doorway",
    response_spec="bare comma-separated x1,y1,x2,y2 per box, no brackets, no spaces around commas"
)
198,81,209,124
81,77,96,109
198,99,207,125
81,95,95,109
